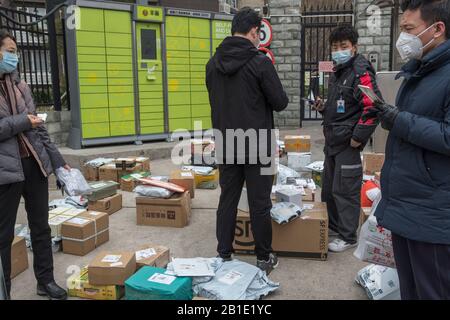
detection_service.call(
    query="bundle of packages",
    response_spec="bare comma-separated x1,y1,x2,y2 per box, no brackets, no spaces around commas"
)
191,259,279,300
270,202,304,225
55,168,92,196
355,264,400,300
134,186,174,199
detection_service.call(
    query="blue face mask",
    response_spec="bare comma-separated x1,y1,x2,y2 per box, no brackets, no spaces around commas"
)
0,51,19,74
331,49,353,65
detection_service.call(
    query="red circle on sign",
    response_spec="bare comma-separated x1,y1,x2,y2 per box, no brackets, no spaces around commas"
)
259,47,275,64
259,18,273,48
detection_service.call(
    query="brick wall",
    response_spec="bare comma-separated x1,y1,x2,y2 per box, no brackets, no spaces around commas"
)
269,0,302,128
354,0,393,71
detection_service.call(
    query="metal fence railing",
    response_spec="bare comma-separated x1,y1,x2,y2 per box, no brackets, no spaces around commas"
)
0,7,54,109
300,1,354,124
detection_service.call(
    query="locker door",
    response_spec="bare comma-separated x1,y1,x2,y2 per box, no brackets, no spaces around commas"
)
136,22,165,135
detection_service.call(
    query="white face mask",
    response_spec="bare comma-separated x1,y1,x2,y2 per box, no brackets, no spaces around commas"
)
396,23,437,61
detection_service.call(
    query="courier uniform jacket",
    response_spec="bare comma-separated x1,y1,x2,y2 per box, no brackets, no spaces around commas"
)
322,54,381,156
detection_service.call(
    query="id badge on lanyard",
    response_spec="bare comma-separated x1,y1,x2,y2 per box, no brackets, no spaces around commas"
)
337,96,345,114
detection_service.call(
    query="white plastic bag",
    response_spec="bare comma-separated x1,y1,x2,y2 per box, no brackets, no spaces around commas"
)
276,164,300,185
354,194,395,268
270,202,303,224
134,185,174,198
55,168,92,196
355,264,400,300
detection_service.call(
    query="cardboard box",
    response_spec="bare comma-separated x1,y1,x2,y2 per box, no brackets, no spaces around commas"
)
135,157,151,171
62,211,109,256
99,164,120,182
303,188,315,202
86,181,119,201
194,169,219,190
136,191,191,228
88,193,122,216
360,207,371,226
115,158,137,169
83,164,99,181
169,170,195,199
88,251,136,286
117,163,144,183
11,236,28,278
120,171,151,192
284,135,311,153
363,153,385,175
49,214,74,238
275,188,303,208
135,244,170,269
67,267,124,300
62,208,88,217
234,202,328,260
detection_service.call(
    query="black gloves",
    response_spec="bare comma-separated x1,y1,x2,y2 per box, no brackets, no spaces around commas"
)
374,102,400,131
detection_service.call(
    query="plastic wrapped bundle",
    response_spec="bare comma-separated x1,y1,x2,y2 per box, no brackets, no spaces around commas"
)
193,259,279,300
55,168,92,196
134,185,174,198
270,202,303,224
276,164,300,185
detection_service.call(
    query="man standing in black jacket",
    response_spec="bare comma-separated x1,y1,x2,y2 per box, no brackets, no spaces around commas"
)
206,8,288,274
315,26,381,253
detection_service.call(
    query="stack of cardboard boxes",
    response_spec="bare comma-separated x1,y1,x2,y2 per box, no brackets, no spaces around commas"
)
87,181,122,215
284,135,312,173
84,156,151,188
67,245,170,300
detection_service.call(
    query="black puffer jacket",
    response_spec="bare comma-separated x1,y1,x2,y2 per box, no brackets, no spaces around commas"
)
0,71,66,185
322,54,381,155
206,36,288,163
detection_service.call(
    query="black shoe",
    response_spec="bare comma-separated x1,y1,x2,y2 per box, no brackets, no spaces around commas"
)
217,254,233,262
257,253,279,275
37,281,68,300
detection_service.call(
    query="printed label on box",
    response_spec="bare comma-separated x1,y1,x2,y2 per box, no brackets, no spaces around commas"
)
130,174,143,179
218,270,243,285
102,255,122,263
91,183,108,189
180,172,193,177
148,273,176,285
136,248,157,261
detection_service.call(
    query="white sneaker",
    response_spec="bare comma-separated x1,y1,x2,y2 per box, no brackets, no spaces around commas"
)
328,238,357,253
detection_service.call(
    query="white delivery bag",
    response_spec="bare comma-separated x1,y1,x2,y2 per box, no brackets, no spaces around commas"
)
354,194,396,268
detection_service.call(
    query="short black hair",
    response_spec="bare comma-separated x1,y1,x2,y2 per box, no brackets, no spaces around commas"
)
231,7,262,35
401,0,450,38
329,25,359,46
0,29,16,47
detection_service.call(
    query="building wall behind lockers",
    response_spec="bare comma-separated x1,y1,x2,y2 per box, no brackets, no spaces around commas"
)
238,0,265,9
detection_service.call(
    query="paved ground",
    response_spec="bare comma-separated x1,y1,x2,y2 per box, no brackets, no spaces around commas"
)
11,123,371,300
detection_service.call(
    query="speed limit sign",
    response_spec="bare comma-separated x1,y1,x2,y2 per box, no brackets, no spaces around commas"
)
259,18,272,48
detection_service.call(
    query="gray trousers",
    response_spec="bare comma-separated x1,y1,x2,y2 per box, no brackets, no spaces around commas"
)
321,145,362,243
